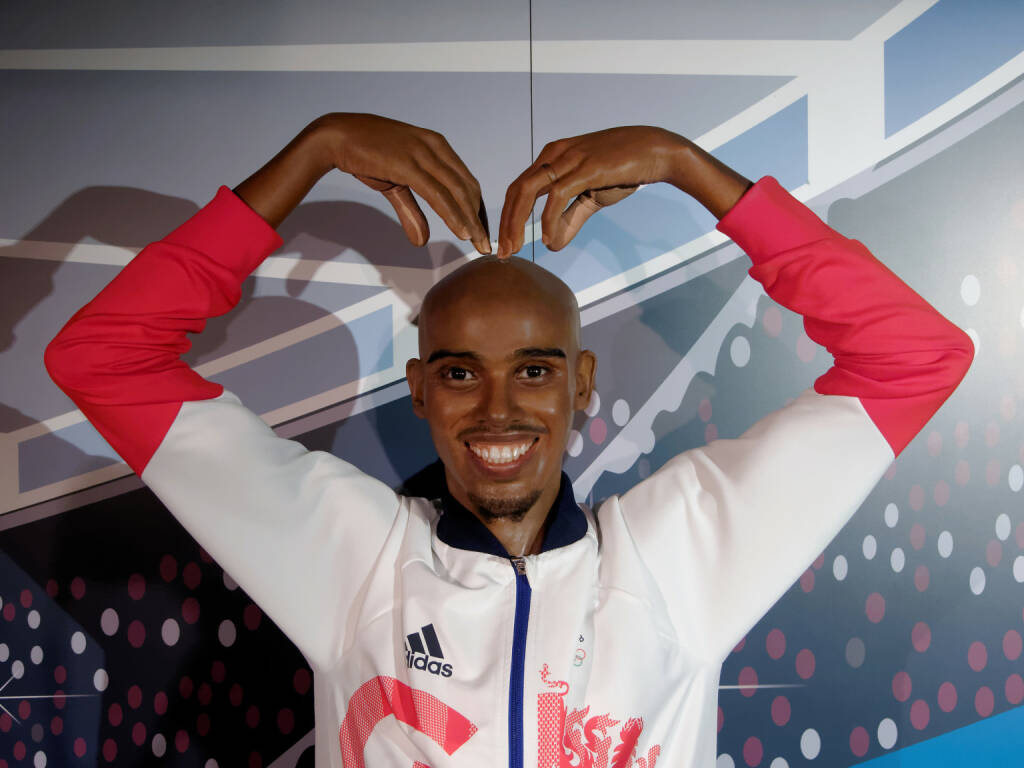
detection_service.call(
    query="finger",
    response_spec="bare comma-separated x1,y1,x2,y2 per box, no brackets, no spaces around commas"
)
418,152,490,253
498,154,577,258
355,174,430,246
406,167,488,249
381,186,430,246
420,133,491,253
547,185,639,251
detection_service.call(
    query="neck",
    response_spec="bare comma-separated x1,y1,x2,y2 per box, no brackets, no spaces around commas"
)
450,477,562,557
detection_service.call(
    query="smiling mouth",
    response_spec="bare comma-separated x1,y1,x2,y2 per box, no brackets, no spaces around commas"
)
465,438,539,466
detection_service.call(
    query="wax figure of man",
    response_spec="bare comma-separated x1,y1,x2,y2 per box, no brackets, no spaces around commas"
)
46,114,973,768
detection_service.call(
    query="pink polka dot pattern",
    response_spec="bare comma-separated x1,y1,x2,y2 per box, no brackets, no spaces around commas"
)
159,554,178,582
294,668,312,695
704,423,718,443
182,596,200,624
51,716,63,735
986,540,1002,567
108,702,123,726
766,629,786,660
908,485,925,511
244,603,262,631
698,398,712,422
933,481,950,506
892,671,912,702
126,685,142,709
132,722,146,746
743,736,763,766
909,523,925,550
911,622,931,652
277,707,295,735
127,619,146,648
796,333,816,362
718,706,724,732
154,691,168,715
102,738,117,762
762,305,782,337
914,565,930,592
738,666,758,697
850,726,869,757
795,649,815,680
975,686,994,717
229,683,244,707
2,603,13,621
197,713,211,736
19,589,32,608
953,420,969,449
866,592,886,623
45,579,58,598
12,743,24,761
183,562,202,590
54,666,66,684
73,737,86,757
986,459,1000,486
954,460,970,485
175,729,189,753
1004,630,1023,661
927,431,942,456
799,569,815,593
1006,674,1024,705
18,701,30,720
968,641,988,672
985,421,999,447
249,752,262,768
910,699,930,730
812,553,825,570
733,637,746,653
589,417,608,445
70,576,86,599
211,660,226,683
198,682,212,706
128,572,146,600
246,704,260,728
770,695,790,726
179,676,194,699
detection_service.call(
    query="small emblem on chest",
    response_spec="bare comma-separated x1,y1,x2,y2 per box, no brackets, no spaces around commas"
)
404,623,454,678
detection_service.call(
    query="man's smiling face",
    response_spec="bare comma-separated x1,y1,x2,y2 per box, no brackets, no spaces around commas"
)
407,256,595,525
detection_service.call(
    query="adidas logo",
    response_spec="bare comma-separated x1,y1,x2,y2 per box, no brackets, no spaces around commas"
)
404,624,454,678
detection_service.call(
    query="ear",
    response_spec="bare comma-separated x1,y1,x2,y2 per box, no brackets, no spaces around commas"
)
406,358,426,418
573,350,597,412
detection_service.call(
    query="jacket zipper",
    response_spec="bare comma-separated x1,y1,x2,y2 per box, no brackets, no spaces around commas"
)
508,556,532,768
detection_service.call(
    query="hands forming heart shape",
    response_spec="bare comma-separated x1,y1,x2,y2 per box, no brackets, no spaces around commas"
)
235,114,751,259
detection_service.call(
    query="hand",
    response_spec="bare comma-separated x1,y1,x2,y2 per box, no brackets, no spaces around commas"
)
497,126,687,258
236,113,491,253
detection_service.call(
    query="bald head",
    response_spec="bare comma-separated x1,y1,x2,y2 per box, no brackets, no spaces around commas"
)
418,256,581,358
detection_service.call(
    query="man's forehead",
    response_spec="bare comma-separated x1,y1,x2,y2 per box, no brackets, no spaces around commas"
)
417,256,581,358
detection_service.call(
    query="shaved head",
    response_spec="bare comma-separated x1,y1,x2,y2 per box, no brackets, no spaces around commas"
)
418,256,582,358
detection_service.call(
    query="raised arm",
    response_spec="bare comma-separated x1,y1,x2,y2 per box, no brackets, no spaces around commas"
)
44,115,489,668
500,127,974,660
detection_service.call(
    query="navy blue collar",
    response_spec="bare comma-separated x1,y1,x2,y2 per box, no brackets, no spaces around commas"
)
435,471,587,557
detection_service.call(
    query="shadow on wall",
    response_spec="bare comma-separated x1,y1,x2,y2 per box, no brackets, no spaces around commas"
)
3,185,469,496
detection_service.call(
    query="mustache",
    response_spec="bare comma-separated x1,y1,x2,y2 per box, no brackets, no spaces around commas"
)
458,424,546,440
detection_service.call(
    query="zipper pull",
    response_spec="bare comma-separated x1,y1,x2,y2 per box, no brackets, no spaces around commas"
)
510,556,528,576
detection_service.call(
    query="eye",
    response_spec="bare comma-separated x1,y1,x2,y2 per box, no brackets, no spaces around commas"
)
520,364,549,379
442,366,474,381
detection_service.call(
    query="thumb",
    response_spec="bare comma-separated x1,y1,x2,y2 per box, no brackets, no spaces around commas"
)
355,174,430,246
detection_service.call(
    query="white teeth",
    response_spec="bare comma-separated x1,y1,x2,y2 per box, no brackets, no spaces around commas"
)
468,441,534,465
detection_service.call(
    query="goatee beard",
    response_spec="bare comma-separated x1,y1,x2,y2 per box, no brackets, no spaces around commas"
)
468,489,542,522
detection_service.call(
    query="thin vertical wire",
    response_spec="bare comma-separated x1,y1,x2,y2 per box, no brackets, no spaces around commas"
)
528,0,535,262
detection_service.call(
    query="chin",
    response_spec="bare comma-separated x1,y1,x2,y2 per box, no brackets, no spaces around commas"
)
467,488,542,522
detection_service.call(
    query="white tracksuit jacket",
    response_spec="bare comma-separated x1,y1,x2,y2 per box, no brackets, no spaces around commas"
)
46,177,973,767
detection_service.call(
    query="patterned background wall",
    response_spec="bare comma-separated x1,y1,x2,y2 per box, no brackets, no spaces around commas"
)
1,1,1022,765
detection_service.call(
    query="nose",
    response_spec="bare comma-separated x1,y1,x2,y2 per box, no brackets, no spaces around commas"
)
479,375,518,423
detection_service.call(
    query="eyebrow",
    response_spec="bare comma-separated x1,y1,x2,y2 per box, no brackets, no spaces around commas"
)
425,347,566,364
